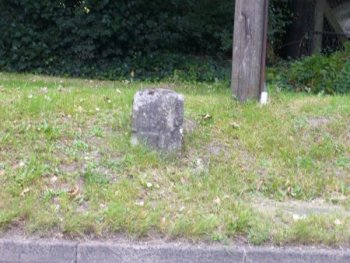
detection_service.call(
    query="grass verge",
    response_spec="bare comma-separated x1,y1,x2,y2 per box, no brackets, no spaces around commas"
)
0,72,349,246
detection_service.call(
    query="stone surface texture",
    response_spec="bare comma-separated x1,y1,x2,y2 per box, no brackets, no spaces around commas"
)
132,88,184,152
0,240,77,263
245,247,350,263
1,239,350,263
78,243,243,263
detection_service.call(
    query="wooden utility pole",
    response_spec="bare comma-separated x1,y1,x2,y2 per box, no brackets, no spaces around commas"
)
231,0,268,102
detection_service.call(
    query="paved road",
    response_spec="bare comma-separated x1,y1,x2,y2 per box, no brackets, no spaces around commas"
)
1,239,350,263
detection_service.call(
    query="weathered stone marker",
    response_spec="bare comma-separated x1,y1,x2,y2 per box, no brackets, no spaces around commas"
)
131,88,184,152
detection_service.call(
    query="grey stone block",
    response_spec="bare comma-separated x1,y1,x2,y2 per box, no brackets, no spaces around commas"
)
77,243,245,263
131,89,184,152
246,247,350,263
0,240,77,263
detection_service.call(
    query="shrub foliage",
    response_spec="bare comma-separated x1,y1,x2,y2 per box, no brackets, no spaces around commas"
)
0,0,289,80
277,43,350,94
0,0,233,80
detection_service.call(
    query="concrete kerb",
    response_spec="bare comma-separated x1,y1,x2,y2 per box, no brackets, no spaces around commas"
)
77,242,244,263
245,247,350,263
0,239,78,263
1,239,350,263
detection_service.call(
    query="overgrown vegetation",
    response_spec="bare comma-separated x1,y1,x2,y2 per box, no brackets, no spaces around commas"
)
0,0,289,81
275,43,350,94
1,1,348,94
0,72,349,245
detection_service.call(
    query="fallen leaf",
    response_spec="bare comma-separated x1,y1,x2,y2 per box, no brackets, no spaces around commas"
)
292,214,306,221
0,170,5,176
213,197,221,206
334,219,342,226
40,87,48,93
50,176,58,184
135,200,145,207
180,177,186,184
230,121,240,129
67,185,79,197
202,114,212,120
20,187,30,197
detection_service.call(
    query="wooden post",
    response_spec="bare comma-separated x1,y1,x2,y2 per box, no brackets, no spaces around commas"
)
231,0,267,102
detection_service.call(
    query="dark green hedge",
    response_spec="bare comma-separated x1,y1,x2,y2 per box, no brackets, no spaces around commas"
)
0,0,289,80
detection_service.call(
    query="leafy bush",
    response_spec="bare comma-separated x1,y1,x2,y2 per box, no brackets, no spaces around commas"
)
0,0,235,80
0,0,290,81
268,0,292,52
276,43,350,94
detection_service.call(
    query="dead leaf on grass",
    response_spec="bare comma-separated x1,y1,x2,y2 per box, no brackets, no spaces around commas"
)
179,206,185,212
180,177,186,184
12,161,25,170
50,176,58,184
40,87,48,93
67,185,80,198
334,219,343,225
292,214,306,221
76,106,84,113
230,121,241,129
135,199,145,207
202,114,212,120
213,197,221,206
20,187,31,197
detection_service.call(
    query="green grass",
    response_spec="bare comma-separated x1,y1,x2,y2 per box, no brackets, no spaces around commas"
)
0,72,349,246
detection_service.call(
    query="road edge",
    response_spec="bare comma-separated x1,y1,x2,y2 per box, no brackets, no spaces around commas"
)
1,239,350,263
